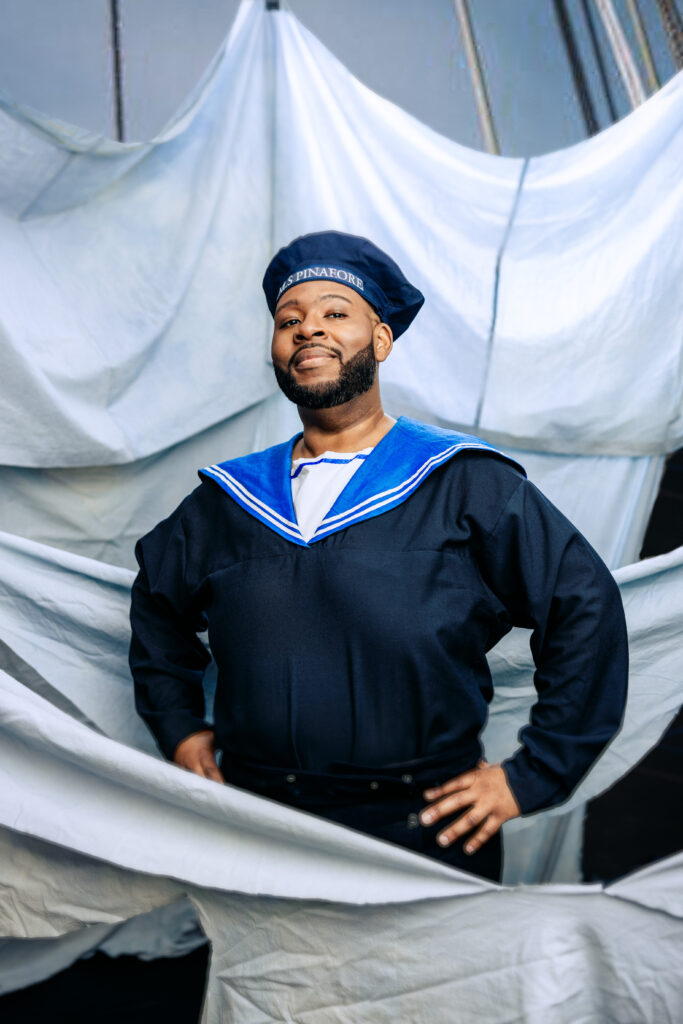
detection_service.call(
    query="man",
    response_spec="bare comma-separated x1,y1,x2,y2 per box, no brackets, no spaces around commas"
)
130,230,628,882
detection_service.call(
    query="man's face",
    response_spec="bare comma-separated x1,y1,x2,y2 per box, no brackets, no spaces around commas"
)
271,281,388,409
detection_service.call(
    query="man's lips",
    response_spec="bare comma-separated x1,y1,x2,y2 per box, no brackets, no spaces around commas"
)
290,346,340,369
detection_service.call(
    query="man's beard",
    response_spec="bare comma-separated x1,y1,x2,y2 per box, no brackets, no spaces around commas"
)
273,340,377,410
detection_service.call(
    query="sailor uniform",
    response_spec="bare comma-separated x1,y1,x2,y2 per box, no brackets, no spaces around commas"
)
130,416,628,867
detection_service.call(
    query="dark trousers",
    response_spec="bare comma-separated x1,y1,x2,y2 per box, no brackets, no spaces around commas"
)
221,754,503,883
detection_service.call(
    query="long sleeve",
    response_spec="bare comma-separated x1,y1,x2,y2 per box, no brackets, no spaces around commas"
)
476,475,629,815
129,496,211,760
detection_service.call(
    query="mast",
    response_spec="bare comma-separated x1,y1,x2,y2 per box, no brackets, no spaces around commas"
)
452,0,500,155
654,0,683,69
109,0,125,141
594,0,647,107
580,0,618,123
625,0,661,92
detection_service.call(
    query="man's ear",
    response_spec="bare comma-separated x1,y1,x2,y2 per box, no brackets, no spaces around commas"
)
374,322,393,363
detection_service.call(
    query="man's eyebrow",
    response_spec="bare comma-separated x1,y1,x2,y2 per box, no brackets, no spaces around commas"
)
275,293,353,313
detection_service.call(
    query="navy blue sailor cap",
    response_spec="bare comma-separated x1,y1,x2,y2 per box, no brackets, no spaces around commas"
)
262,230,425,339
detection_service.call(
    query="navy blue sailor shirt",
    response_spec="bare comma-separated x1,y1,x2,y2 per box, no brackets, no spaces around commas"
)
129,417,628,815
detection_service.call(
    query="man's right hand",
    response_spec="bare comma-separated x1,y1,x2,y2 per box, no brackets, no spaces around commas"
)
173,729,224,783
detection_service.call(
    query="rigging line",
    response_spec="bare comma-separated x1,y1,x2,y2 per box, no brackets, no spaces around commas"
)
474,157,529,431
553,0,600,136
654,0,683,69
579,0,618,123
265,0,280,367
452,0,500,155
109,0,125,141
594,0,647,108
625,0,661,93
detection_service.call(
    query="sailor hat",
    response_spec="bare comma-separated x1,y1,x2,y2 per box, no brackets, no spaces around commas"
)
262,230,425,339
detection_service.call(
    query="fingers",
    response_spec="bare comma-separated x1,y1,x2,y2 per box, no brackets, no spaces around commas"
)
423,771,475,803
419,787,472,825
197,750,225,784
436,811,500,854
180,751,224,783
420,763,520,852
173,729,224,783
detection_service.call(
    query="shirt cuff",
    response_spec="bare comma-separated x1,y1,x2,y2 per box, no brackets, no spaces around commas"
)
501,748,574,816
149,713,212,761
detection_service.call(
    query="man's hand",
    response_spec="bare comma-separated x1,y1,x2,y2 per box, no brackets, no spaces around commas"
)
173,729,224,783
419,761,520,853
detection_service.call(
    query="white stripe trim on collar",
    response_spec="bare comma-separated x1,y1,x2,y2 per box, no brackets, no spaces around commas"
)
315,441,493,531
204,464,303,541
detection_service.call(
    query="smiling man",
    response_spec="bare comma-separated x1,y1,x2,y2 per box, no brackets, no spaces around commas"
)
129,230,628,882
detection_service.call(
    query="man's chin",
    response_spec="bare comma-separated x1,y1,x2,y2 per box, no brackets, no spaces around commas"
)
273,340,377,409
280,382,350,410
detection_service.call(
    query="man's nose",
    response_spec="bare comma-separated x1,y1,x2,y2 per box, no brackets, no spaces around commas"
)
294,319,325,342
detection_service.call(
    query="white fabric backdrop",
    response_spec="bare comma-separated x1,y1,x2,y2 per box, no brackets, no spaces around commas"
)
1,532,681,887
0,0,680,568
1,0,682,1015
4,825,683,1023
1,540,683,1018
0,0,276,468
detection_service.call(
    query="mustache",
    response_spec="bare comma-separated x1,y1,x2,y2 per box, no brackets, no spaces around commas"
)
289,343,342,370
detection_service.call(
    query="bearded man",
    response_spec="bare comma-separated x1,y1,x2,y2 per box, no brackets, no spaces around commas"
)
129,231,628,882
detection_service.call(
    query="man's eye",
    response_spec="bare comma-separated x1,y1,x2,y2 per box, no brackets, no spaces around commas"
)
326,311,346,319
279,318,300,328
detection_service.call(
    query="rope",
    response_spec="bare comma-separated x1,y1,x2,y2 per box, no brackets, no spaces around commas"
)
554,0,600,135
594,0,647,108
654,0,683,69
109,0,125,141
580,0,618,123
625,0,661,93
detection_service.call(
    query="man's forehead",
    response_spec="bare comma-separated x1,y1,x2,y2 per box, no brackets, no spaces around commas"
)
275,281,364,313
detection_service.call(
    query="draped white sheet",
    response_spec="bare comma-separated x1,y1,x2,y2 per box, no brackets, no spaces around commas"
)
4,823,683,1023
0,543,682,1017
0,0,679,569
1,530,681,885
1,0,682,1014
0,0,680,468
0,1,276,468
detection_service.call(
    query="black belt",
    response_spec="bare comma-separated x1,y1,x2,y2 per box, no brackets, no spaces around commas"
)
220,748,480,806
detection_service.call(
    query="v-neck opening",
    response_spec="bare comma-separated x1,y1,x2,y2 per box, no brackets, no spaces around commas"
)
287,420,401,542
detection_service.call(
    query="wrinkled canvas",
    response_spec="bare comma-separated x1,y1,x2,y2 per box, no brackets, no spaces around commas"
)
0,1,682,1017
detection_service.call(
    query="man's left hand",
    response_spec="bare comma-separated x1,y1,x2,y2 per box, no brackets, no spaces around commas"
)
419,762,521,853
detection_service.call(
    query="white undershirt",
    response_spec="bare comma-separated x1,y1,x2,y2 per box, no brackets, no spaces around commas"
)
291,448,374,542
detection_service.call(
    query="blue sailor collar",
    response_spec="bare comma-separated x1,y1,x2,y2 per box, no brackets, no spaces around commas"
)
199,416,525,548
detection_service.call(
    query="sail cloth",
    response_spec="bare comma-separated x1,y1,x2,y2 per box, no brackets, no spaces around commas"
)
0,1,680,465
4,826,683,1024
0,0,680,566
0,0,276,469
1,529,681,883
1,542,683,1018
271,7,683,456
0,0,683,1014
